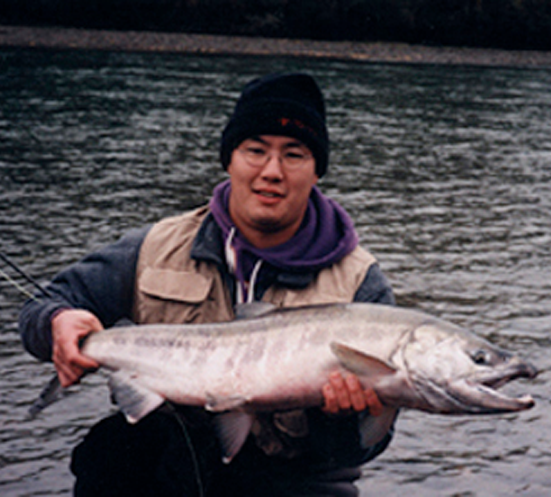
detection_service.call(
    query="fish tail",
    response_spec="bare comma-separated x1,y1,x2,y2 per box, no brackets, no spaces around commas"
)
28,374,63,419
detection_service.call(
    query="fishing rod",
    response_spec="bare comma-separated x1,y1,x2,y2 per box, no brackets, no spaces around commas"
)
0,251,52,300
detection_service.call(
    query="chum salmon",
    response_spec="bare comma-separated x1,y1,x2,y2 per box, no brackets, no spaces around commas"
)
31,302,538,462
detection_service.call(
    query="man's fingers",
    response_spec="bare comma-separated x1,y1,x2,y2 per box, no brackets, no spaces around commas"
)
364,387,384,417
51,309,102,387
54,357,82,387
346,374,368,412
71,352,99,371
322,382,339,414
53,348,78,387
322,372,385,417
329,371,352,411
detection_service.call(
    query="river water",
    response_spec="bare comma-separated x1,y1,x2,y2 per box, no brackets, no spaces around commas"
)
1,48,550,496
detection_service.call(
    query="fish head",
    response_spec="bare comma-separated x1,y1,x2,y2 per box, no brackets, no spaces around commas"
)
400,320,538,414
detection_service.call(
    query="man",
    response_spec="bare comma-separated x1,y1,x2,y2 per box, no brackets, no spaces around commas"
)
20,73,396,496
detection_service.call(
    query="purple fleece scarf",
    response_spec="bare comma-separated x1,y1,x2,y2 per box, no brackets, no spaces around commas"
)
209,180,358,299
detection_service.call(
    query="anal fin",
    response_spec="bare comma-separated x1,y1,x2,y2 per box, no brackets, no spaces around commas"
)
214,411,254,464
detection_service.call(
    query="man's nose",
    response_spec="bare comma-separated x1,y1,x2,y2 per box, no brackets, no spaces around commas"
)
260,153,285,178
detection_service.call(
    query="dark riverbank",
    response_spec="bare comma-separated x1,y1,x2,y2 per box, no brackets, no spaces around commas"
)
3,0,551,51
2,25,551,68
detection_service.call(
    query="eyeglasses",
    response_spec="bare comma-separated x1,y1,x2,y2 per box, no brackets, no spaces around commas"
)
237,144,313,171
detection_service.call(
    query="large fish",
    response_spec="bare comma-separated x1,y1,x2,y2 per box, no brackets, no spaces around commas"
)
32,303,538,462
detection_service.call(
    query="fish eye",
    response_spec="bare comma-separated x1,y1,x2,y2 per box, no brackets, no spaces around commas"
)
472,349,490,365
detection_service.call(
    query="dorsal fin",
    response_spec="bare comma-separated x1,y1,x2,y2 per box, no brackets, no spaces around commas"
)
234,302,277,320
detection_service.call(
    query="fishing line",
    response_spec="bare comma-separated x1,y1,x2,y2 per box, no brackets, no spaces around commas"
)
1,251,204,496
0,252,51,299
164,403,205,497
0,267,40,302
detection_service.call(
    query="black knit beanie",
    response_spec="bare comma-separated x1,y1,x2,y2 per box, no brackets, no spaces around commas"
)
220,73,329,177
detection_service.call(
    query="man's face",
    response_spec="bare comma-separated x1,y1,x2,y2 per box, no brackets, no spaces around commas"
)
227,135,319,248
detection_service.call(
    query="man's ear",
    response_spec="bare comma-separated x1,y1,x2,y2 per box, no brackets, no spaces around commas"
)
226,151,236,175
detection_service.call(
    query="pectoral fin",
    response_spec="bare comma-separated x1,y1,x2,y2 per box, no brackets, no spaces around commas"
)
214,411,255,464
108,370,165,424
330,342,397,377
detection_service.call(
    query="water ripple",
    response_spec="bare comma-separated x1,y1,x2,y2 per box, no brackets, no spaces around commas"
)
1,49,550,496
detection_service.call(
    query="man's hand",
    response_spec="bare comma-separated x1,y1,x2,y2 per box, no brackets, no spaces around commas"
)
322,371,383,416
51,309,102,387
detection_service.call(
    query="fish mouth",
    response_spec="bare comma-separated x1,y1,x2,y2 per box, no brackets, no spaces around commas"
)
449,360,539,414
479,360,539,390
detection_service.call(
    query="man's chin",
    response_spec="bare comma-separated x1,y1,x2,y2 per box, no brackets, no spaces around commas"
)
252,218,283,233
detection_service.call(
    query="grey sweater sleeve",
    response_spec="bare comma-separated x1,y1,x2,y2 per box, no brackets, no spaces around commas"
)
19,226,151,361
353,262,396,306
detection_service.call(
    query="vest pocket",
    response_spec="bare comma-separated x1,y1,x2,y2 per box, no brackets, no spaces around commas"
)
139,267,212,303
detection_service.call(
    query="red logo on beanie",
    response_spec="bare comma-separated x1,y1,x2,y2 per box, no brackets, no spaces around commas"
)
278,117,318,137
